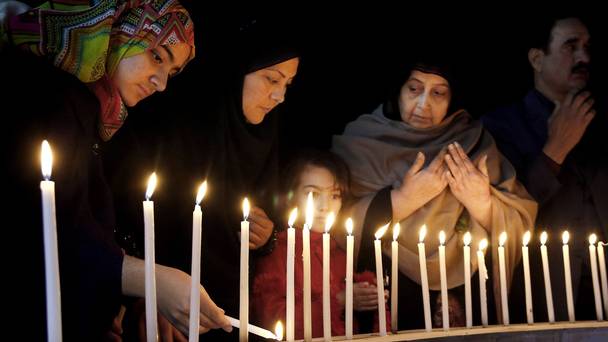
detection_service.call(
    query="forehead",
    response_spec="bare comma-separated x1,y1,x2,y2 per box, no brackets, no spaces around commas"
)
264,57,299,78
298,165,337,189
407,70,450,87
551,18,590,44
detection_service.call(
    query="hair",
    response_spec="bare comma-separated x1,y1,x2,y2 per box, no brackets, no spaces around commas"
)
281,149,351,207
527,13,589,53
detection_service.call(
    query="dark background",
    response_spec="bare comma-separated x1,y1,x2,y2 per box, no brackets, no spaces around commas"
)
116,3,607,164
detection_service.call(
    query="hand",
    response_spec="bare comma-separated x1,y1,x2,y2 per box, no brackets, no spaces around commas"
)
155,265,232,336
391,150,448,222
248,206,274,249
136,301,188,342
543,89,595,164
353,282,380,311
104,305,125,341
444,143,492,228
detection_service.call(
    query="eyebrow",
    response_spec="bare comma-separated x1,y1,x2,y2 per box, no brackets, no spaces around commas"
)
161,45,188,73
408,77,449,88
303,184,340,192
267,67,287,79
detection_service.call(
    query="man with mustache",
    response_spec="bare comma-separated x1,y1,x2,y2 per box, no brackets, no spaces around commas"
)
482,15,608,322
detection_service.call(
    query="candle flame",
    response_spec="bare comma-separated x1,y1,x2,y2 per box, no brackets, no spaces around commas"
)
499,231,507,246
345,218,353,235
463,231,472,246
375,223,389,240
479,239,488,251
274,321,283,341
393,223,401,241
419,225,427,243
439,230,446,245
523,231,531,246
590,233,598,245
242,198,250,220
195,181,207,205
145,172,157,200
562,231,570,245
540,231,548,245
288,208,298,227
41,140,53,179
325,212,335,233
305,192,314,229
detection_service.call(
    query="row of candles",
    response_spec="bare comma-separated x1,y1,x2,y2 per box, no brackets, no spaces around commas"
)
39,141,608,342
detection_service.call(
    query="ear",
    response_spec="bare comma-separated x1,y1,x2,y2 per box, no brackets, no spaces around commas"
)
528,48,544,73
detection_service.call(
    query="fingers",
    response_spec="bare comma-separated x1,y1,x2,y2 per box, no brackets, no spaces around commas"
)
409,152,425,175
199,289,232,333
444,153,462,180
572,91,592,112
428,148,446,172
173,328,188,342
478,155,489,177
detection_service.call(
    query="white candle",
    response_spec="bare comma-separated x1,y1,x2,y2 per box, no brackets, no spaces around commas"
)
143,173,158,342
39,140,62,341
562,231,575,322
477,239,489,327
240,198,250,342
522,231,534,324
303,193,313,341
438,231,449,330
391,223,400,332
374,224,389,336
498,232,509,325
589,234,604,321
540,232,555,323
227,315,279,340
463,232,472,329
598,242,608,318
286,209,297,341
345,218,354,339
323,212,335,341
189,181,207,342
418,225,432,331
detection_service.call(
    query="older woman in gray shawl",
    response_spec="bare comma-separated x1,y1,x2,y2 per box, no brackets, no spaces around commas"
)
332,62,537,328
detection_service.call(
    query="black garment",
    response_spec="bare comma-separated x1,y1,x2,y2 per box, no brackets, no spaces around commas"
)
483,89,608,323
3,49,123,341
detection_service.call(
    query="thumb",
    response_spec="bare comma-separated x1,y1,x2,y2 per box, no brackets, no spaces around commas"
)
478,155,489,177
409,152,425,175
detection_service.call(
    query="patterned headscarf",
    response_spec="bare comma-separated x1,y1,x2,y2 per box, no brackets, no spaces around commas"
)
3,0,195,140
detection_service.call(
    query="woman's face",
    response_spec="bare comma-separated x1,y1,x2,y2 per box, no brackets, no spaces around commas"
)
111,42,191,107
398,70,451,128
293,165,342,234
242,57,299,124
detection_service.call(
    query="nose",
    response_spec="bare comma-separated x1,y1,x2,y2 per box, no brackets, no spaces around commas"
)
576,48,590,65
317,194,329,213
416,92,429,109
150,70,168,93
271,86,287,104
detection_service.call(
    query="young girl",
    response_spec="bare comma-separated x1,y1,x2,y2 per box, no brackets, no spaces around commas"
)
252,150,389,338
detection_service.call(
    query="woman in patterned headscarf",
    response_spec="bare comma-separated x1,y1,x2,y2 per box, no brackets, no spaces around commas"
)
1,1,231,340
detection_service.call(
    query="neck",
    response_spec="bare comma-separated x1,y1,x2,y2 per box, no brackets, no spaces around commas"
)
534,76,566,104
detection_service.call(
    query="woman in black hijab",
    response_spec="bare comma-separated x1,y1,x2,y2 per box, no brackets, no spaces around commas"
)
106,19,300,340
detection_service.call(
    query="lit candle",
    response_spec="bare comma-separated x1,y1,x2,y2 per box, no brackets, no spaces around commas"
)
240,198,250,342
391,223,400,332
275,321,284,341
477,239,489,327
226,315,279,340
522,231,533,324
598,242,608,318
286,208,297,341
345,218,354,339
463,232,472,328
439,231,449,330
39,140,62,341
418,225,432,331
374,224,389,336
189,181,207,342
540,231,555,323
303,192,313,341
323,212,335,341
498,231,509,325
589,234,604,321
143,172,158,342
562,231,575,322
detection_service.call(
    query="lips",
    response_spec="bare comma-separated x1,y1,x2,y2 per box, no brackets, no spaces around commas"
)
137,84,153,98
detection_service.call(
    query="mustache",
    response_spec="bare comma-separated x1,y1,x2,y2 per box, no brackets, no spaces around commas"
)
572,63,590,73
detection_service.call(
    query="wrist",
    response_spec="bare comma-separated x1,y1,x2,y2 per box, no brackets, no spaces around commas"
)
543,140,567,165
